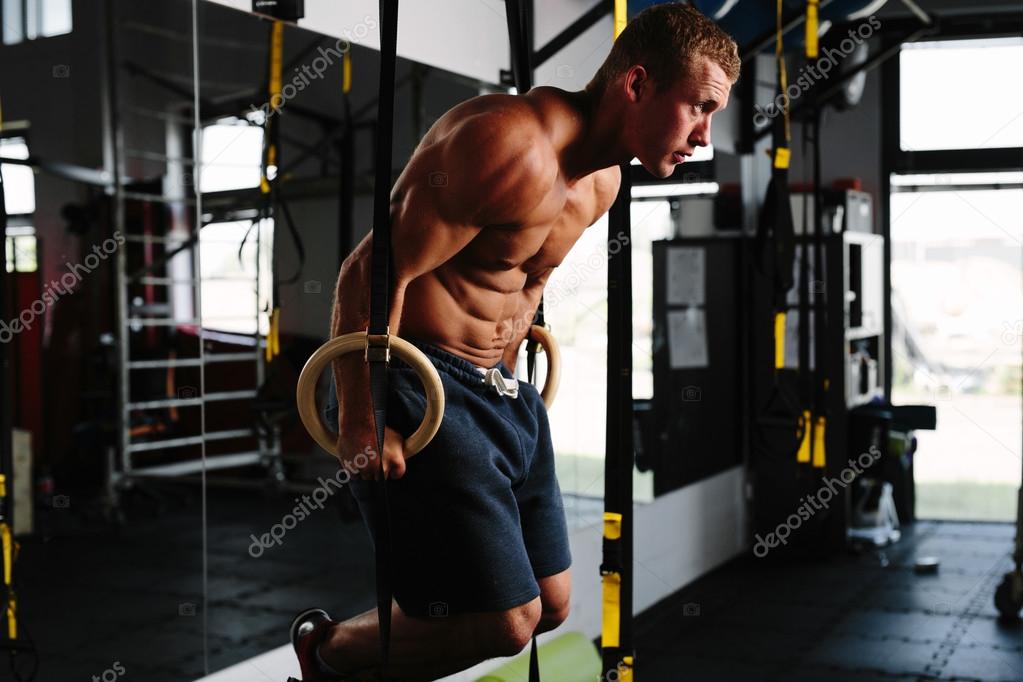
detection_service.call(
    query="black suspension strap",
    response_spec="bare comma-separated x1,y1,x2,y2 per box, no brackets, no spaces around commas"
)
601,165,635,681
502,5,545,677
810,103,828,472
368,0,399,675
503,6,548,679
504,0,545,387
753,0,799,435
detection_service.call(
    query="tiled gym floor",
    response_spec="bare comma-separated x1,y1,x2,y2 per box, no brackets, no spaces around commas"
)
16,484,1022,682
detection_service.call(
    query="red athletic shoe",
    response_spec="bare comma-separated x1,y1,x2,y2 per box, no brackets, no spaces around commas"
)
289,608,350,681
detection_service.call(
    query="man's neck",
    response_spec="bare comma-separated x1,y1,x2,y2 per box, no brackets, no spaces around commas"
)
558,86,632,182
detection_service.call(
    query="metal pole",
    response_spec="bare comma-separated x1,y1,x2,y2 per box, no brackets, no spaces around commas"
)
0,134,12,537
105,0,130,479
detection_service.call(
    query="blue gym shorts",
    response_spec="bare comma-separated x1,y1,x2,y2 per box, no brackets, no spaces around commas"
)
324,338,572,618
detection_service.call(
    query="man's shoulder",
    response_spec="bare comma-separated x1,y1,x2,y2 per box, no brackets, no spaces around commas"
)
433,95,559,195
441,93,554,155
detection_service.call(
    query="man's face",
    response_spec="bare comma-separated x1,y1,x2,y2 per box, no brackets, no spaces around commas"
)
629,57,732,178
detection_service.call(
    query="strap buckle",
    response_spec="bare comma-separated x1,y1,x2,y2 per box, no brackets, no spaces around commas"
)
365,331,391,364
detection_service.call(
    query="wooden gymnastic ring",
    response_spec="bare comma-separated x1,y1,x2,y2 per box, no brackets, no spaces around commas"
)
295,332,445,457
528,324,561,409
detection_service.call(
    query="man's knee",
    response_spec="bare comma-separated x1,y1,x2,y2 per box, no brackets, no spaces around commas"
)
537,602,569,633
482,598,542,657
537,570,571,633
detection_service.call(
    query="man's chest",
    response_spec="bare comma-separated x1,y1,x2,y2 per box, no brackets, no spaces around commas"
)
462,166,621,275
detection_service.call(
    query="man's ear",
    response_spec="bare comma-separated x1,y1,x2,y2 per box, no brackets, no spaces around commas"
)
624,65,649,103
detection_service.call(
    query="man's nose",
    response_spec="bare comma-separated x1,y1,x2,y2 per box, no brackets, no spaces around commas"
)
690,116,711,147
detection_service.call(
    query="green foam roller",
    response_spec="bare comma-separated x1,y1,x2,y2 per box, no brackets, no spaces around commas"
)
474,631,601,682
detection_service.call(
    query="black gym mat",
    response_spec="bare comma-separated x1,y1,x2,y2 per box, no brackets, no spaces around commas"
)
19,489,1021,681
633,520,1022,681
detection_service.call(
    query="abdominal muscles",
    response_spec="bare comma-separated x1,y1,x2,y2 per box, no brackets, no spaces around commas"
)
399,262,533,367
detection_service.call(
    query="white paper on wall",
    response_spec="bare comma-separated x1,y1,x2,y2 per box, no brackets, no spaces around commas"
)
666,247,705,306
667,307,708,368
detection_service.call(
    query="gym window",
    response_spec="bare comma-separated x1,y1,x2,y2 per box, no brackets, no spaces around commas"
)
2,136,37,273
0,136,35,215
5,227,36,273
540,201,671,503
1,0,72,45
889,171,1023,521
900,37,1023,151
198,117,264,193
199,218,273,335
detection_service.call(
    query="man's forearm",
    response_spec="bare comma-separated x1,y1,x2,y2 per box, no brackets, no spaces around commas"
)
330,237,408,431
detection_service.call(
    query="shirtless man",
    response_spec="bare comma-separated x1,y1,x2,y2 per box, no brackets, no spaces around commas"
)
292,4,739,681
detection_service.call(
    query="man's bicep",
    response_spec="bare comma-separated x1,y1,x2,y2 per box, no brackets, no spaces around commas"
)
390,183,482,285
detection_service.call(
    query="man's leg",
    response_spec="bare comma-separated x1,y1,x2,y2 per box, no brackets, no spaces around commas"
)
322,570,571,680
535,569,571,633
321,597,542,681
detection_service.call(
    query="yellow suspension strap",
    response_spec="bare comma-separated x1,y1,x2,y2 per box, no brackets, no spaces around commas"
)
338,42,355,261
600,512,632,681
774,310,787,371
262,20,284,363
0,474,15,640
0,100,16,643
260,20,283,196
771,0,802,463
805,0,820,59
751,0,800,481
342,50,352,95
806,0,828,471
797,409,812,463
812,413,827,468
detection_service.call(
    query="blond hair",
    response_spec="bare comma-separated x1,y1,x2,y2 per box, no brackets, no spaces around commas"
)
589,2,740,94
